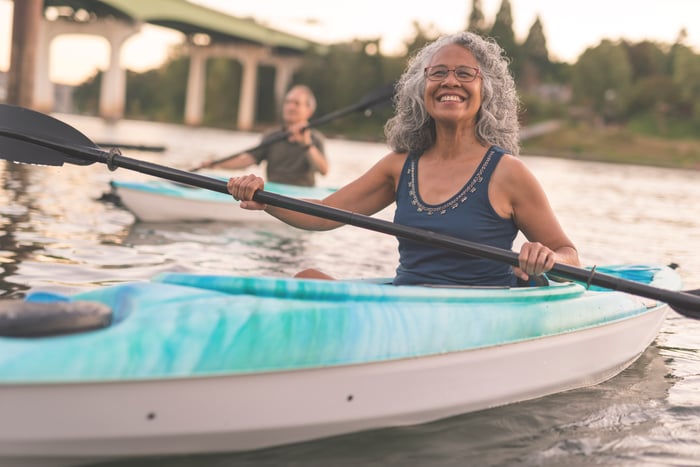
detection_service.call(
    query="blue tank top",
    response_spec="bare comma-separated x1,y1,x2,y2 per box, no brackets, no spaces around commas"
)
393,146,518,286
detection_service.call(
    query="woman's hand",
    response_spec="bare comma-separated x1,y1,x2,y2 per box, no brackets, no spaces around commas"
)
227,174,267,210
513,241,556,281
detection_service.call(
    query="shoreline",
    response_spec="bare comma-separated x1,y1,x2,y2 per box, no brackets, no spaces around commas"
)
56,112,700,172
521,122,700,171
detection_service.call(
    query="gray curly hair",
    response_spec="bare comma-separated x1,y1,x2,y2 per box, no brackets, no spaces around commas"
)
384,31,520,156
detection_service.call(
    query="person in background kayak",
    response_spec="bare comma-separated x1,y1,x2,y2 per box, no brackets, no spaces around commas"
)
203,85,328,187
227,31,580,286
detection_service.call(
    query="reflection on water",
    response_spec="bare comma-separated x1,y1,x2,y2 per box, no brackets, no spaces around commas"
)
1,114,700,465
0,163,51,297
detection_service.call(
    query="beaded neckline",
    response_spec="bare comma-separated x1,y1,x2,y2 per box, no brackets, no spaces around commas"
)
407,148,494,215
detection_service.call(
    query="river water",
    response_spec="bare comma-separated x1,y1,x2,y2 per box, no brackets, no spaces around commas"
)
1,114,700,466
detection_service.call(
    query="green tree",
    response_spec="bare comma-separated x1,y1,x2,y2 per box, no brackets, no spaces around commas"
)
403,21,442,58
572,40,633,122
671,43,700,124
622,41,674,131
488,0,522,79
202,58,240,127
466,0,488,35
624,41,669,79
522,16,548,64
72,72,100,115
520,15,550,90
294,39,400,139
125,54,188,123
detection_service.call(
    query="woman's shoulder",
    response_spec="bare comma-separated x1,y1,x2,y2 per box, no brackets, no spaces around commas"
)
366,150,407,165
492,150,543,199
362,151,410,182
487,145,519,167
378,150,411,170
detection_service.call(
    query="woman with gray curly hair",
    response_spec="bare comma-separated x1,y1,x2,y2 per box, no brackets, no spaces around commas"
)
228,31,579,286
385,32,520,157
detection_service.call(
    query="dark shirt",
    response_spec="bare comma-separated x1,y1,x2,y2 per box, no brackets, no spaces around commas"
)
393,146,518,286
249,129,326,187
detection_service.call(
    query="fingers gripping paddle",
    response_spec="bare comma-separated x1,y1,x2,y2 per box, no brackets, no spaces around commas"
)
2,103,700,319
193,83,395,172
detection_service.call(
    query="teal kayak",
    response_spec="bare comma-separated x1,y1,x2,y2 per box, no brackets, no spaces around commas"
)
109,179,336,223
0,264,680,465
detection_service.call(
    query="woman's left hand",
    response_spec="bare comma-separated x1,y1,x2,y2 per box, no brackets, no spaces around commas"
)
513,242,556,281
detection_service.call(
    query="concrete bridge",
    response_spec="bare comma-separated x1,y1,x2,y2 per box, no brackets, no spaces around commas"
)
34,0,321,129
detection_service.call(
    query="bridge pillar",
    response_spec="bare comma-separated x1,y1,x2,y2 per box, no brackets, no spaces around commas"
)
98,20,140,120
237,55,259,131
33,16,139,117
7,0,42,108
33,18,53,113
183,43,267,130
184,48,206,126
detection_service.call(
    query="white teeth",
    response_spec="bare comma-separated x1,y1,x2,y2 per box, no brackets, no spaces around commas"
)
439,95,463,102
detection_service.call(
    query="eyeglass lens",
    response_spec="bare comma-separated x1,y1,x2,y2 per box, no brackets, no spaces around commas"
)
425,66,479,82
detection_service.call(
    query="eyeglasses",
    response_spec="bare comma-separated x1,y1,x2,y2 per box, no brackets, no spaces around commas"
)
424,65,481,83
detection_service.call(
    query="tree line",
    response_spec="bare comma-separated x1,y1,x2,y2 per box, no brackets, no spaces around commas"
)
73,0,700,140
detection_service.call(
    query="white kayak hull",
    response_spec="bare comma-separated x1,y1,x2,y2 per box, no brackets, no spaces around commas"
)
110,179,336,223
0,305,667,466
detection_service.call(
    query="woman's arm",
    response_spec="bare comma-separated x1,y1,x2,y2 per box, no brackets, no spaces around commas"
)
229,152,405,231
490,155,580,279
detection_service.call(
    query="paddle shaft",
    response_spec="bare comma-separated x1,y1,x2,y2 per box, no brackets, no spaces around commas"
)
194,84,394,171
97,142,166,152
39,141,700,313
1,110,699,318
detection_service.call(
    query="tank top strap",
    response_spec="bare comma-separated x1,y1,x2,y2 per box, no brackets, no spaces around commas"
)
478,146,508,180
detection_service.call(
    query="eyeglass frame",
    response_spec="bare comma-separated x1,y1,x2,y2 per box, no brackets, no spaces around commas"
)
423,65,481,83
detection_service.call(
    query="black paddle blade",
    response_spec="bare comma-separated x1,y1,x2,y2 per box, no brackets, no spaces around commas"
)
0,104,96,166
671,289,700,319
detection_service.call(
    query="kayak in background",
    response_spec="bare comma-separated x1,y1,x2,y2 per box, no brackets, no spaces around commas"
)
106,179,336,223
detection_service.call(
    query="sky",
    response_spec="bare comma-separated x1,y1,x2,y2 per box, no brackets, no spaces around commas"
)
1,0,699,85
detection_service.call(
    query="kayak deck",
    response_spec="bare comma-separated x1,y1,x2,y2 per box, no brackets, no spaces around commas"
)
0,264,678,384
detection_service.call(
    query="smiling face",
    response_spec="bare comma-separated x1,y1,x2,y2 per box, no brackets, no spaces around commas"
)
424,44,482,127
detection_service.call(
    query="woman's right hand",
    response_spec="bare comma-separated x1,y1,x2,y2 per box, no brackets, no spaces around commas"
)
227,174,267,210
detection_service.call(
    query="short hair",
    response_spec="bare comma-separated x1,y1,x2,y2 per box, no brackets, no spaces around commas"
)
384,31,521,156
288,85,317,114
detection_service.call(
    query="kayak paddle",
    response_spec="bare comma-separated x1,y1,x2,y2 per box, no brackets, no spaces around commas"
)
193,82,395,172
1,103,700,319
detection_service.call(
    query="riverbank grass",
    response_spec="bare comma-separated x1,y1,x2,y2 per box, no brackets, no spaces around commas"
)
522,122,700,170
